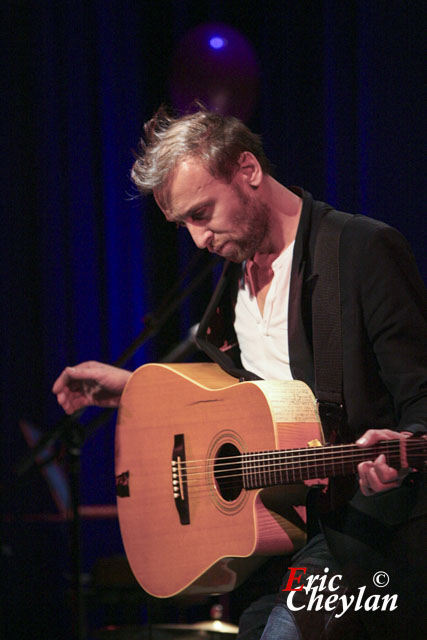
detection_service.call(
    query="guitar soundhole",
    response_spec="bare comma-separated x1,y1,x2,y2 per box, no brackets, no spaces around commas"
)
214,443,243,502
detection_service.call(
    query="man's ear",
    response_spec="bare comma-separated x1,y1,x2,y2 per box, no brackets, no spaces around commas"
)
237,151,263,188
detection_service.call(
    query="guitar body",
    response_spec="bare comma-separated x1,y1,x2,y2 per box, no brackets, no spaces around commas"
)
115,362,324,598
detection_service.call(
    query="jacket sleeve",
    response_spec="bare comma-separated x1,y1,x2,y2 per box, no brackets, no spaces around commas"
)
358,223,427,433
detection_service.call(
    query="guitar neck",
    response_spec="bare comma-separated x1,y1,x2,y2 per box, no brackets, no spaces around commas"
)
242,439,426,490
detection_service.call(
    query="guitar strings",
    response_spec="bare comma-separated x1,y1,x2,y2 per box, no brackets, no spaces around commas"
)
180,458,423,485
171,452,423,496
174,451,422,496
178,455,424,487
177,439,423,470
176,440,424,478
170,440,425,492
170,441,425,495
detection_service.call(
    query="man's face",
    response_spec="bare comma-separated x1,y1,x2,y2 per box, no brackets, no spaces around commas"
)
154,157,270,263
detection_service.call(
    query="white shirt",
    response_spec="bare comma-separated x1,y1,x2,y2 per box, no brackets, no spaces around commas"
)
234,242,295,380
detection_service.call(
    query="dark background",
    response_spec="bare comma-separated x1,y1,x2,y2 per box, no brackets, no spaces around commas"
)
2,1,425,638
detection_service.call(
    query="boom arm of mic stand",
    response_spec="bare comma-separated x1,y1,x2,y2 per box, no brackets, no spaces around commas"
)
16,255,221,477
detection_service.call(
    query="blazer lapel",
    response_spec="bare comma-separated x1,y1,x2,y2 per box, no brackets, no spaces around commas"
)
288,188,316,390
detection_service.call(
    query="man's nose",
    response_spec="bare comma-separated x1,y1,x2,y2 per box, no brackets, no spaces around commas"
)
187,223,213,249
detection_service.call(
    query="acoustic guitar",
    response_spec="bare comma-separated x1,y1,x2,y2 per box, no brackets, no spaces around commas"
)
114,362,426,598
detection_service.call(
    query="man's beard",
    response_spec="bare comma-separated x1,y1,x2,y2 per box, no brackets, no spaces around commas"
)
223,183,271,262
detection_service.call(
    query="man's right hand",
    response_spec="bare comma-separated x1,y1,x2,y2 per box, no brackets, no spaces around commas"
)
52,361,132,414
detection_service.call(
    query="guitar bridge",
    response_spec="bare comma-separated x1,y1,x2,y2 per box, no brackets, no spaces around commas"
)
172,434,190,525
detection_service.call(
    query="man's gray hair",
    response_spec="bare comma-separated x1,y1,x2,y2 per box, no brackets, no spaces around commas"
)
131,105,271,195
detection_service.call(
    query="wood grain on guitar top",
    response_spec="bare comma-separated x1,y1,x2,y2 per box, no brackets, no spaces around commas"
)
115,363,323,598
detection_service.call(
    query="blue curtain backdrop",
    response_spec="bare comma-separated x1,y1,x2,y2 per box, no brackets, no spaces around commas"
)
2,1,425,637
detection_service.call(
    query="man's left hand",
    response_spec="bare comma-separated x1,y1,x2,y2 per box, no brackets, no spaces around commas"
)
356,429,412,496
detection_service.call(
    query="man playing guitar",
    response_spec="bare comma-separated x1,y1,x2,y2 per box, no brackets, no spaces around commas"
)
53,107,427,639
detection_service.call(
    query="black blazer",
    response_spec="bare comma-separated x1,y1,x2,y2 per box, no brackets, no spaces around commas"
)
196,188,427,440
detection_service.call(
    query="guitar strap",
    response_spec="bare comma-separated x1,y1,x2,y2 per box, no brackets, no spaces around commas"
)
312,209,352,443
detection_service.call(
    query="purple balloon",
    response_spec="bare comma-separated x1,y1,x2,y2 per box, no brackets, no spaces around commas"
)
170,23,261,122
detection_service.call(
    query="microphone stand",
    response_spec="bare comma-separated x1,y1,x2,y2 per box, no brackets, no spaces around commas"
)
16,251,221,640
